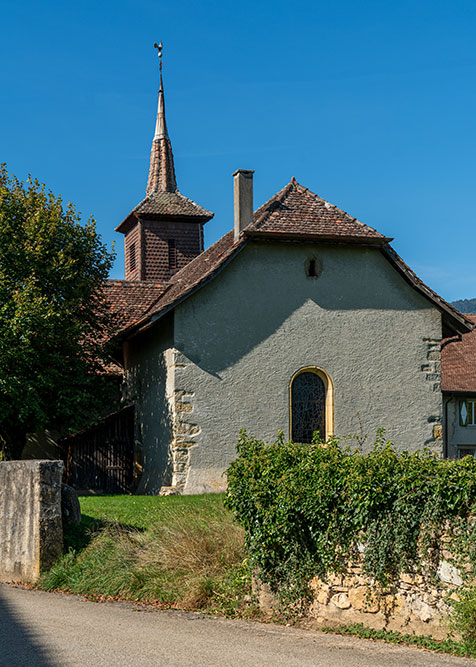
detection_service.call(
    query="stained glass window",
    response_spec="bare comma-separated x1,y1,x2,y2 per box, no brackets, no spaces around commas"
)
291,371,326,443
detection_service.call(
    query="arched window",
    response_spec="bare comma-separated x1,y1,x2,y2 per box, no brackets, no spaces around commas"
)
290,368,334,443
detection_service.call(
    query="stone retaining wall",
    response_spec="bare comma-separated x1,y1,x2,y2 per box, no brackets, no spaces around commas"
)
258,557,463,640
0,460,63,582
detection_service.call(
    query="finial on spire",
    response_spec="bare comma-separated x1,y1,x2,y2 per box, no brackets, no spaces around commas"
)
154,41,163,71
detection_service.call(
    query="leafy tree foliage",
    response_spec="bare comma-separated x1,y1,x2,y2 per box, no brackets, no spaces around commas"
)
0,165,116,458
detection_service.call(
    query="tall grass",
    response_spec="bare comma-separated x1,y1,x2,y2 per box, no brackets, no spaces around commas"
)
39,495,254,617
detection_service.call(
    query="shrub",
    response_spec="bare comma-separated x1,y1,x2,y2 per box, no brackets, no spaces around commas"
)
449,587,476,653
225,430,476,616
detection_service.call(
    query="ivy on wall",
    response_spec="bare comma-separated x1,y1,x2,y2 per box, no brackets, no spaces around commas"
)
225,430,476,608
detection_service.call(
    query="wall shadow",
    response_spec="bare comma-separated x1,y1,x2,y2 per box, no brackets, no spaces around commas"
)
176,243,432,377
0,587,57,666
63,514,145,553
127,320,174,493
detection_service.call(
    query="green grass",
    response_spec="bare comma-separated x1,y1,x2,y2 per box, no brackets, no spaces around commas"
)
77,494,220,529
322,624,476,659
39,494,476,659
39,494,256,618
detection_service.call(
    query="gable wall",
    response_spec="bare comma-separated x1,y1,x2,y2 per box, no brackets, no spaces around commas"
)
170,241,443,494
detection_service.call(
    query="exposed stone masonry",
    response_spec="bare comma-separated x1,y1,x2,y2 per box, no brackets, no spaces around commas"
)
421,338,444,451
258,551,464,640
422,338,442,393
163,350,200,491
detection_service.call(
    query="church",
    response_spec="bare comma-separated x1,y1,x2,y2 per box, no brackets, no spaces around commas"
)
102,54,474,495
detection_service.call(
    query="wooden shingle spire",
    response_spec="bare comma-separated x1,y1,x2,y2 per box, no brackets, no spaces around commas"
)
146,42,177,194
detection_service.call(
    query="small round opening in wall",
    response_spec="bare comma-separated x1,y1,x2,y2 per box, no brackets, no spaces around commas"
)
305,256,322,279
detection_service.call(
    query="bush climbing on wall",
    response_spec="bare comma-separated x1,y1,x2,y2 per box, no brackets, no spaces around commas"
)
225,429,476,615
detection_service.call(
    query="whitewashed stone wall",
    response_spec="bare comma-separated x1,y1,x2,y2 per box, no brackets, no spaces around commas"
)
173,242,443,494
126,241,445,495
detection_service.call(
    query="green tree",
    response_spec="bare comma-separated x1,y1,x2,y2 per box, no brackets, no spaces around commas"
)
0,165,116,459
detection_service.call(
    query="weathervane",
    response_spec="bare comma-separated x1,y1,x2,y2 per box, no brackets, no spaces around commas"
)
154,41,163,71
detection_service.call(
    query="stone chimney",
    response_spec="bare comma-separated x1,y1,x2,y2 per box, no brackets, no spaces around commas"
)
233,169,254,241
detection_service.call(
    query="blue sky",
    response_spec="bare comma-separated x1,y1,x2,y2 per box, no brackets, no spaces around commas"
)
2,0,476,300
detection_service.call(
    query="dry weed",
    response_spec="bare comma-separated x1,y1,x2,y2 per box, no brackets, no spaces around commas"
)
112,508,246,609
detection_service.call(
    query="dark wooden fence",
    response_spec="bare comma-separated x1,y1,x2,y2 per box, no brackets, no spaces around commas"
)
61,405,134,494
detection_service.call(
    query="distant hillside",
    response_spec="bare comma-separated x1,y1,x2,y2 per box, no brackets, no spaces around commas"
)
451,298,476,314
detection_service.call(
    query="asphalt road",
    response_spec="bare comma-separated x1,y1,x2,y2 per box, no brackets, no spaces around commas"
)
0,584,474,667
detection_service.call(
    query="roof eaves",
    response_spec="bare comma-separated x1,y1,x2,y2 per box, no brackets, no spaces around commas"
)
59,404,134,443
117,237,249,341
244,230,393,245
381,245,474,336
115,192,214,234
111,283,174,340
115,211,138,234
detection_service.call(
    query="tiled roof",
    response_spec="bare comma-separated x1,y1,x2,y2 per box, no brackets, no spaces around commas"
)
120,231,240,336
134,190,213,219
115,179,474,340
146,136,177,196
115,191,214,234
146,70,177,195
247,178,389,242
103,279,165,332
87,281,165,376
117,69,214,234
442,315,476,393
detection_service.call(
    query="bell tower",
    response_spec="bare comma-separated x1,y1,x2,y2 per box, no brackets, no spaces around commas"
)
115,42,213,282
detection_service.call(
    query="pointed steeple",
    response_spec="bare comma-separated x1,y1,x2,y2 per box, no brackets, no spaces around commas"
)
153,71,168,139
116,42,213,283
146,44,177,194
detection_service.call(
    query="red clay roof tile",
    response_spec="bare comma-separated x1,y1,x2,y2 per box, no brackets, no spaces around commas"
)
442,315,476,393
103,279,165,332
112,179,474,341
115,191,213,234
122,231,240,336
249,179,389,241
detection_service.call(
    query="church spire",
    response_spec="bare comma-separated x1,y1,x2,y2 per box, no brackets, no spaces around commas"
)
146,42,177,195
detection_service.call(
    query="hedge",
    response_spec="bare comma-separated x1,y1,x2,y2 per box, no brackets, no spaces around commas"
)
225,429,476,607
